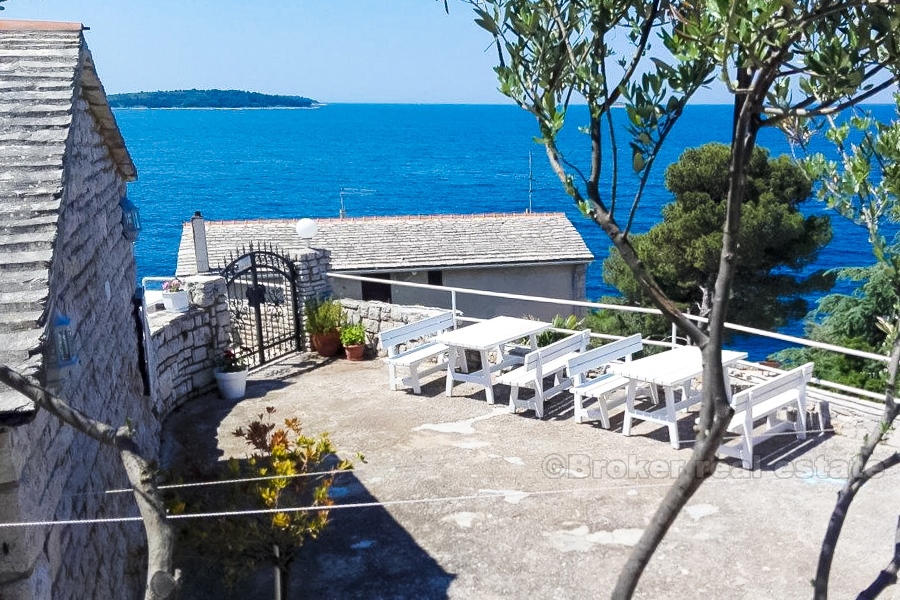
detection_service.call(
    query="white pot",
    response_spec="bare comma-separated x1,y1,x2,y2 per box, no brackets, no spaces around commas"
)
162,290,190,313
215,368,248,400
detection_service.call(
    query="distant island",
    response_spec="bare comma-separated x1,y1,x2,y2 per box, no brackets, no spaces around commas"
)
107,89,319,109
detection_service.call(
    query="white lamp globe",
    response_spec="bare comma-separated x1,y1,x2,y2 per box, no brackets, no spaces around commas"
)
295,218,318,240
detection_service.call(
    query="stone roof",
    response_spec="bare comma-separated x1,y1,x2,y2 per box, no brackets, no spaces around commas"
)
177,213,594,275
0,20,135,420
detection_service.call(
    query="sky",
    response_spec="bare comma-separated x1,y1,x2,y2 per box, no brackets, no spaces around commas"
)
3,1,895,105
3,0,517,103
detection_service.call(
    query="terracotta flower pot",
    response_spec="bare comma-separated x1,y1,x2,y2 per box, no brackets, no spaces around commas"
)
344,344,366,361
311,331,341,357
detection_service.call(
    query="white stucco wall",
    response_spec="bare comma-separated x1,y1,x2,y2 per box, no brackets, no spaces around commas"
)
332,263,589,321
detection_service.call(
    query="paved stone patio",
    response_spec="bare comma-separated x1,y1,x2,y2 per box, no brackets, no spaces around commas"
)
161,353,899,599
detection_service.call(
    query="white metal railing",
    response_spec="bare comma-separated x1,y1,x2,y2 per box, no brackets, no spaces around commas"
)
327,272,892,405
329,272,888,361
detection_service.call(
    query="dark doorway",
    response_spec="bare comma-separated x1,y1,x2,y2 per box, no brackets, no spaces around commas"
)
361,272,392,303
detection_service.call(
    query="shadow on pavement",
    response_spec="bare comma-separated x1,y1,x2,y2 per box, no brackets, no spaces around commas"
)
292,472,455,599
161,362,455,599
171,469,455,600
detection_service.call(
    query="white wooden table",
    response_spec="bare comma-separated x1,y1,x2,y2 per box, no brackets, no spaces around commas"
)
607,345,748,449
434,316,550,405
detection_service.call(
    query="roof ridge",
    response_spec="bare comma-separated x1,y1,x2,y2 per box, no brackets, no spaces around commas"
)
197,212,568,226
0,20,84,31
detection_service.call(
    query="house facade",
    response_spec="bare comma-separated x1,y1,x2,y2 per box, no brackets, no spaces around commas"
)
0,21,150,598
177,212,594,320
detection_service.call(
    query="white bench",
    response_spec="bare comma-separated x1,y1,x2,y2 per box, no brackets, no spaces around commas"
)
497,331,590,418
718,362,814,469
377,312,455,394
566,334,643,427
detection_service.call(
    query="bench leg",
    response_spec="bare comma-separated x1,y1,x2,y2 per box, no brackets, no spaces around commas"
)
574,393,585,424
508,386,519,413
795,397,807,440
388,363,398,391
409,364,422,395
533,387,544,419
598,395,611,429
740,432,754,470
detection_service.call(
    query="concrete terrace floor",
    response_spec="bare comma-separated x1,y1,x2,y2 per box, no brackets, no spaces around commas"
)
160,353,899,600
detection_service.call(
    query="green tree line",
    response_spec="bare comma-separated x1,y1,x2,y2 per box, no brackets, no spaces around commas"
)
108,89,318,109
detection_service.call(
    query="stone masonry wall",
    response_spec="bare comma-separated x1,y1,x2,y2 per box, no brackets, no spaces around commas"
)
296,247,332,349
295,247,331,301
145,275,231,418
339,299,450,355
1,90,148,598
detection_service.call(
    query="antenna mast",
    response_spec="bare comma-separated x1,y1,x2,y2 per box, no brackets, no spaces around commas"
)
337,187,376,219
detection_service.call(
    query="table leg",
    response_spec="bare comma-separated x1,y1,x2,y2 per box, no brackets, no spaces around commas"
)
622,380,636,436
445,346,458,397
480,349,495,404
665,386,680,449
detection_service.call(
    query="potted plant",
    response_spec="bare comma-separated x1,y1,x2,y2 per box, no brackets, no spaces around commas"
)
340,322,367,361
303,297,344,357
214,347,249,400
161,277,190,313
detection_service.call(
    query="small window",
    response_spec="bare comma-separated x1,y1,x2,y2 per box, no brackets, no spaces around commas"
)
362,273,392,303
427,270,443,286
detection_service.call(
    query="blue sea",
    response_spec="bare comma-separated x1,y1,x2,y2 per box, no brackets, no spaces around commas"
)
115,104,893,360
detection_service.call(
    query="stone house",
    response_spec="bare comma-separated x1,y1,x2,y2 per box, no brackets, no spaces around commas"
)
0,20,150,598
176,212,595,320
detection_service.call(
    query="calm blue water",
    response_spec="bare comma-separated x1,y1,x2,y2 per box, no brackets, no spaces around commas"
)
116,104,892,360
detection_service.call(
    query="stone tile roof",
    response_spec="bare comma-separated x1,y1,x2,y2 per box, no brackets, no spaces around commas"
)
177,213,594,275
0,20,135,418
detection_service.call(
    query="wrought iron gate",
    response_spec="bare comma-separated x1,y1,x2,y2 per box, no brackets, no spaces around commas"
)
220,243,302,368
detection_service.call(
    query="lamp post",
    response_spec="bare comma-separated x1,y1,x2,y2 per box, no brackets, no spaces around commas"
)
295,218,317,247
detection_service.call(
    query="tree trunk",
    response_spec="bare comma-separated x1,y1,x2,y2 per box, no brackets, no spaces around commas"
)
612,66,760,598
273,544,291,600
856,516,900,600
0,365,179,599
813,336,900,598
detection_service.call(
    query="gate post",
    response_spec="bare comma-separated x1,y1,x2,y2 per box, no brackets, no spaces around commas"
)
294,247,332,350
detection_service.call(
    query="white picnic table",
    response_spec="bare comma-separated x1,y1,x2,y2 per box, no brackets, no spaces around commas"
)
607,345,748,449
434,316,551,405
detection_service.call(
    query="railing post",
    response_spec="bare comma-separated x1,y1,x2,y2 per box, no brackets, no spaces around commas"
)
671,322,678,348
451,290,458,327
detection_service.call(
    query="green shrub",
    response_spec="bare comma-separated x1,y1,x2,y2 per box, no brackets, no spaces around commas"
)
303,297,344,334
530,314,586,347
340,322,367,346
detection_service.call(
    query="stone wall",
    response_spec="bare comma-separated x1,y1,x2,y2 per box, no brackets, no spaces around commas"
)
1,89,148,598
339,299,450,354
145,275,231,419
295,247,331,301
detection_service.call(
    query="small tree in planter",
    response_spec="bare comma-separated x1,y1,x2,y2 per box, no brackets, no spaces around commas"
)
166,407,356,599
340,322,367,361
303,297,344,357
